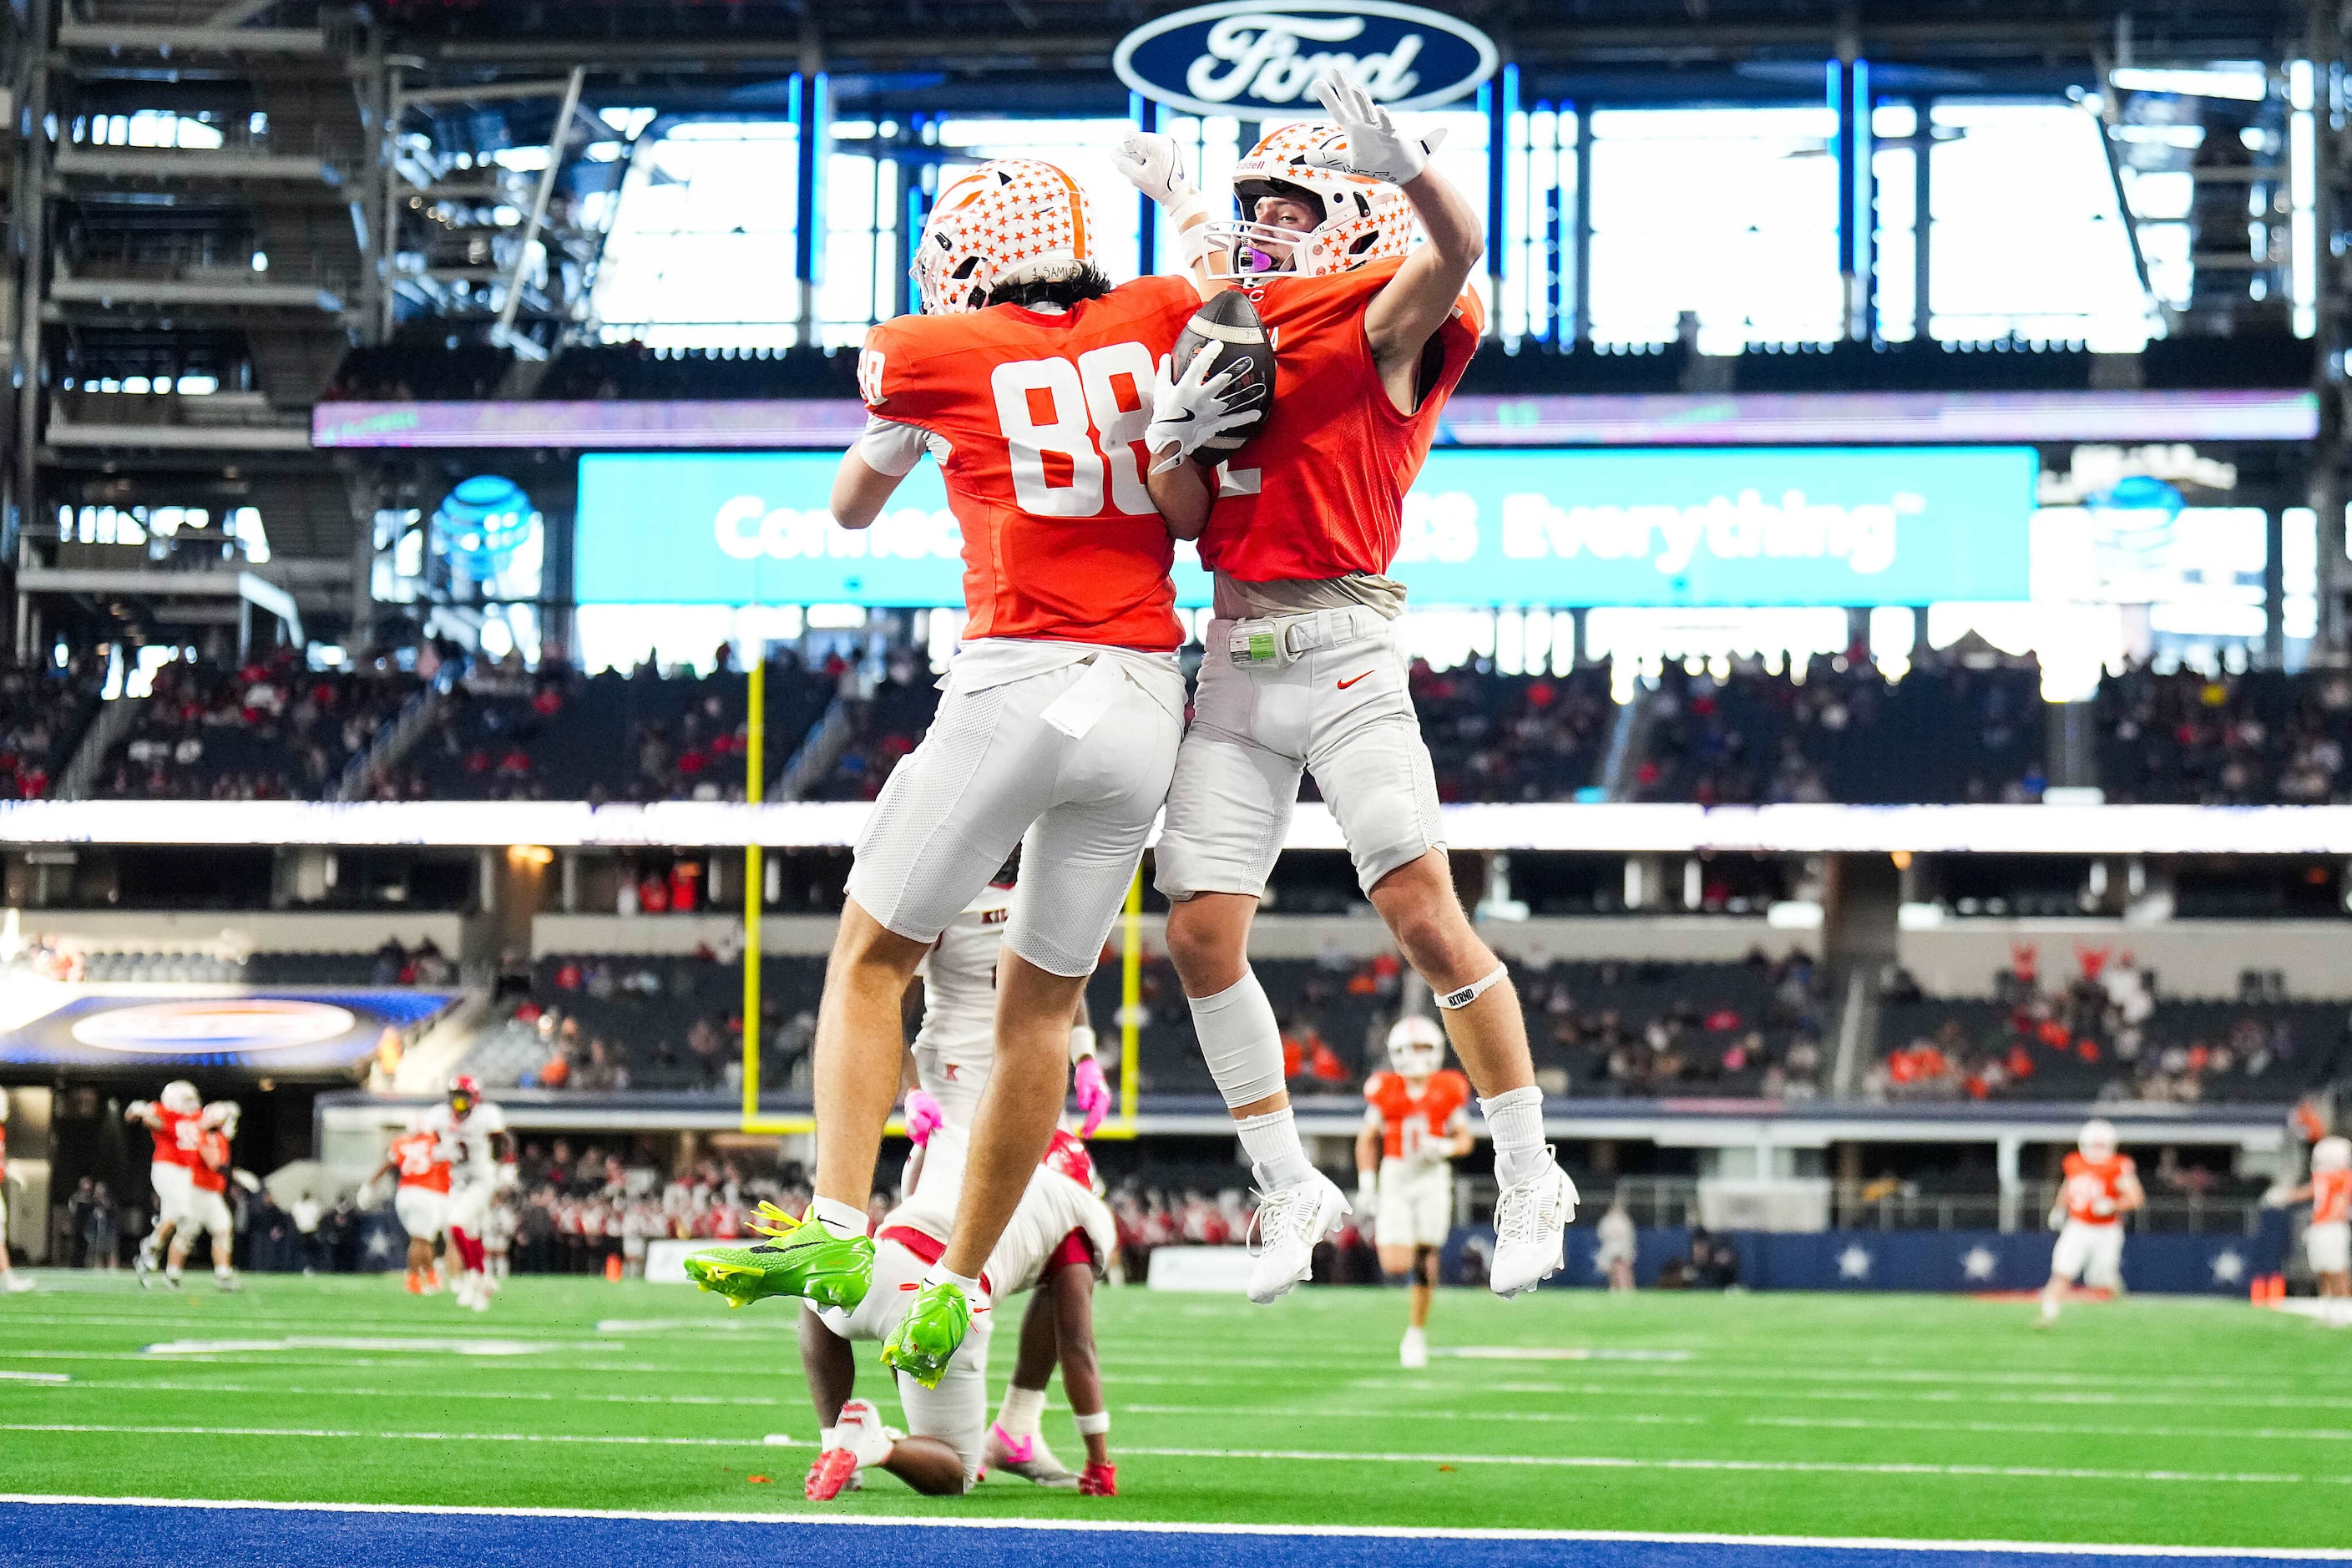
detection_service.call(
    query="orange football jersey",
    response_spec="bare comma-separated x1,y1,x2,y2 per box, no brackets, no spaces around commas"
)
1198,259,1483,585
191,1129,231,1195
392,1130,452,1194
2061,1151,2136,1225
1365,1067,1471,1162
2314,1167,2351,1226
149,1106,201,1168
858,277,1200,650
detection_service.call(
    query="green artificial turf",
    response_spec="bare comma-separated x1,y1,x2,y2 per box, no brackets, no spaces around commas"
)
1,1272,2345,1548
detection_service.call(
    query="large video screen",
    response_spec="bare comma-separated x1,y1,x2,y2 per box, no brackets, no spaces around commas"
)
574,445,2036,609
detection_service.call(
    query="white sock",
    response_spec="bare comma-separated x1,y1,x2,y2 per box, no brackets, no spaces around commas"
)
924,1263,982,1299
820,1424,842,1451
997,1383,1047,1439
1237,1108,1314,1189
811,1196,867,1239
1189,970,1287,1110
1481,1087,1549,1188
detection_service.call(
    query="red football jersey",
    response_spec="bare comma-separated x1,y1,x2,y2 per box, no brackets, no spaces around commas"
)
1043,1127,1097,1190
391,1129,452,1194
2061,1151,2136,1225
1198,259,1483,584
859,276,1200,650
149,1106,201,1168
1365,1068,1471,1163
2314,1167,2351,1226
190,1130,231,1195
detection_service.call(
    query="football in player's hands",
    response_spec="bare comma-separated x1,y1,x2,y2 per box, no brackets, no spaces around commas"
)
1164,290,1274,456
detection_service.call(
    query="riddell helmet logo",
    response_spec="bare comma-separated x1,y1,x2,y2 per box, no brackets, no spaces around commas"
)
1114,2,1498,120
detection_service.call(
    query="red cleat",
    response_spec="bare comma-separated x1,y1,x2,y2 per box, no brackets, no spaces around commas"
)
1079,1460,1117,1497
805,1447,858,1502
404,1270,423,1295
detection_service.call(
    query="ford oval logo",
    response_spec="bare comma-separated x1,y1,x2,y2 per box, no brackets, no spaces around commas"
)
1115,1,1499,121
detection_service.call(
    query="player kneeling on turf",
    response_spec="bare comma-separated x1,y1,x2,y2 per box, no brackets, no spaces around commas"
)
1356,1016,1472,1368
2040,1118,2142,1327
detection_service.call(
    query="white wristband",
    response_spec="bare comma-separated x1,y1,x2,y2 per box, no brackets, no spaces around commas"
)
1165,193,1212,267
1434,963,1509,1010
1069,1025,1097,1064
1073,1409,1111,1436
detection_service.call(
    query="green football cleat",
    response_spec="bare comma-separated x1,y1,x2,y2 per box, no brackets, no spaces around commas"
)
683,1201,873,1311
879,1279,973,1388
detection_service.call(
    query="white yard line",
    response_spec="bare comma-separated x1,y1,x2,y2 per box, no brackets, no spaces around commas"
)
0,1423,781,1448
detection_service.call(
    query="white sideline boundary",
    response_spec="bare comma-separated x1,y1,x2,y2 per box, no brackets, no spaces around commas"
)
2,1494,2349,1559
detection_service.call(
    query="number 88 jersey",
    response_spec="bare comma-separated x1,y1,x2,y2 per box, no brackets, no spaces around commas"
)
857,276,1201,651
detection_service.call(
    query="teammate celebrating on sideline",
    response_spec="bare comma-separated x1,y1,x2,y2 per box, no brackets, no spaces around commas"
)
2039,1117,2142,1327
374,1119,454,1294
684,159,1201,1390
1356,1016,1472,1368
1121,71,1578,1302
421,1075,508,1312
0,1091,33,1293
164,1102,243,1292
2284,1135,2350,1308
125,1080,205,1287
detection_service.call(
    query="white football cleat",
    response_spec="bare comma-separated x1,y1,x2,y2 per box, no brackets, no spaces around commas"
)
3,1274,33,1294
1244,1168,1348,1305
1399,1325,1429,1369
1490,1152,1577,1298
984,1422,1080,1487
807,1399,896,1501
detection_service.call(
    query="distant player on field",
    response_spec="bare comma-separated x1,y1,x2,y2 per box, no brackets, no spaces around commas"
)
2039,1117,2142,1327
2283,1135,2350,1307
685,159,1201,1393
1356,1016,1472,1368
374,1119,455,1294
1120,69,1576,1303
418,1075,509,1312
0,1091,33,1292
125,1080,205,1287
164,1102,243,1292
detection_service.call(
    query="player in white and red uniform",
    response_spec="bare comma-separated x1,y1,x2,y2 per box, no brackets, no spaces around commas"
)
0,1091,33,1292
2039,1118,2144,1326
373,1121,454,1293
417,1075,509,1312
2284,1136,2351,1302
125,1080,206,1287
1355,1017,1473,1368
691,158,1199,1390
165,1103,242,1292
1120,71,1576,1308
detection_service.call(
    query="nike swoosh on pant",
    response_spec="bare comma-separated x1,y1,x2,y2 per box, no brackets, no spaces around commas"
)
1337,672,1373,690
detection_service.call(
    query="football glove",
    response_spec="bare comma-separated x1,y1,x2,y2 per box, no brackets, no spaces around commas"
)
903,1089,943,1148
1146,345,1267,473
1070,1055,1111,1139
1356,1178,1378,1218
1112,129,1195,209
1302,68,1446,186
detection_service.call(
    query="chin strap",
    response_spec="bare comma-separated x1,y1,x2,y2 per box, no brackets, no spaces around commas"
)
1434,964,1509,1011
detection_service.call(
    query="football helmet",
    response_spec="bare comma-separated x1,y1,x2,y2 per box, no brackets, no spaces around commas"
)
2078,1118,2118,1162
1210,121,1415,279
2314,1135,2352,1172
1386,1014,1447,1078
913,159,1098,316
161,1080,201,1116
448,1075,481,1121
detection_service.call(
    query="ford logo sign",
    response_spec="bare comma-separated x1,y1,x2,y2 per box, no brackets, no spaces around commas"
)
1115,1,1499,121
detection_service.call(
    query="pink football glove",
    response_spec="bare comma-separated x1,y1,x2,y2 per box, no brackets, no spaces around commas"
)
1071,1056,1111,1138
903,1089,943,1147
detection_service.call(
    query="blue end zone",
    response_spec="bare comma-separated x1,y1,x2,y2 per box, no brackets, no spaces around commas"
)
1,1501,2338,1568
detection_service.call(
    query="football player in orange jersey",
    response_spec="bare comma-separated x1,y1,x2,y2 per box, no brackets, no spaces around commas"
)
165,1102,242,1292
372,1119,454,1294
1119,70,1576,1305
2039,1117,2144,1327
2283,1135,2350,1304
685,158,1207,1390
1355,1016,1474,1368
125,1080,206,1287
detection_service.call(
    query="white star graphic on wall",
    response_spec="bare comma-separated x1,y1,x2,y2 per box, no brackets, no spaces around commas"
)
1962,1246,1998,1281
2211,1249,2247,1286
1838,1245,1872,1280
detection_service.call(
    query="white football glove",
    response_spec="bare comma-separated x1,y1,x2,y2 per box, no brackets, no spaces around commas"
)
1302,68,1445,186
1113,129,1196,209
1144,344,1267,473
1356,1179,1378,1218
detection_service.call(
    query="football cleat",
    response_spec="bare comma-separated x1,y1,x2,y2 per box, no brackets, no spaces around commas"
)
984,1423,1079,1488
1079,1460,1118,1497
807,1399,893,1501
1399,1325,1429,1369
685,1202,873,1311
1243,1169,1348,1304
215,1272,240,1294
880,1278,974,1388
803,1455,863,1495
134,1250,156,1290
3,1275,33,1294
1491,1152,1578,1298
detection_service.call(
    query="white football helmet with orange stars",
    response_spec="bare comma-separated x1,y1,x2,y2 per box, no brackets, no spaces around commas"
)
1211,122,1417,279
913,158,1099,315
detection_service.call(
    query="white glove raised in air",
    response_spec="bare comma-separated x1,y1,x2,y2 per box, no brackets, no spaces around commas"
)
1113,129,1197,209
1144,344,1267,473
1301,68,1446,186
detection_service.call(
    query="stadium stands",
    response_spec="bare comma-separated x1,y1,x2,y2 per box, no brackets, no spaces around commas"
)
0,653,104,800
2095,665,2352,806
90,650,420,802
